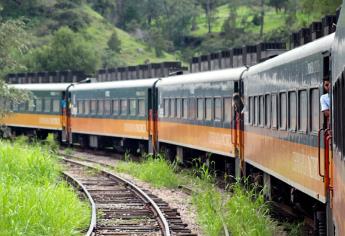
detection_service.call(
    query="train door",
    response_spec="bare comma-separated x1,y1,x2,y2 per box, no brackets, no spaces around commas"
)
61,91,68,142
318,54,334,235
148,82,159,154
232,80,245,177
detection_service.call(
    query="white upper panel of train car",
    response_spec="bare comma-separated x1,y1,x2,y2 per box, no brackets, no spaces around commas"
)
247,33,335,75
9,83,71,91
70,78,159,91
157,67,247,87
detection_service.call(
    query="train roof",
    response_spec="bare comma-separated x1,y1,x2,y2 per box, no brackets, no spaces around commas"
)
157,67,247,87
247,33,335,75
70,78,159,91
9,83,70,91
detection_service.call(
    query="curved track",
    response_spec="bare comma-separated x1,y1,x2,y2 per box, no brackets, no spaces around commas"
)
62,156,195,235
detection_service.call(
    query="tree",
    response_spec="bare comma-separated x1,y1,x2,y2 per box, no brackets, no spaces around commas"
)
299,0,341,15
32,27,101,74
0,19,31,118
199,0,220,33
107,31,121,53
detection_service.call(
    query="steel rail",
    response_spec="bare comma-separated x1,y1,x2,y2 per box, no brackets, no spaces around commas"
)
62,157,171,236
62,171,96,236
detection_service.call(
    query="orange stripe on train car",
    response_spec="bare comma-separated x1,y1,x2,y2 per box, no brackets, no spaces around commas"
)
333,153,345,235
1,113,63,130
70,117,149,140
244,130,326,202
158,121,236,157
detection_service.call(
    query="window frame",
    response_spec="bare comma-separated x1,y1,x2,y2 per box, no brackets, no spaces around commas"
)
120,98,128,116
271,93,278,129
214,97,222,122
129,98,137,116
197,97,205,121
288,90,297,132
112,99,119,116
297,89,308,133
223,97,232,124
259,95,264,127
309,87,320,135
205,97,213,121
264,94,271,128
279,92,287,130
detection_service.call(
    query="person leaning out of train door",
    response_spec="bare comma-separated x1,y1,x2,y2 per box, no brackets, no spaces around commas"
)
320,79,330,126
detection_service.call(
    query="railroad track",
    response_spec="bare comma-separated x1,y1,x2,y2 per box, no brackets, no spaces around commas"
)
61,156,195,236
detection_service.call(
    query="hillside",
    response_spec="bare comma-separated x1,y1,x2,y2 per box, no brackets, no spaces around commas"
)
0,0,341,74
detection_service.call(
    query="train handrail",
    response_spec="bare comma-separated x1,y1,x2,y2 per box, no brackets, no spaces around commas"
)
318,128,325,179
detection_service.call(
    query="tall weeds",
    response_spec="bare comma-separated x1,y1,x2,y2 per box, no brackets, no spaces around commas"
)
0,139,89,236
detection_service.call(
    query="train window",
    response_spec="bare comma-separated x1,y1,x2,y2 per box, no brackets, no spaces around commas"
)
104,100,111,115
279,92,287,130
265,94,271,127
197,98,204,120
12,102,18,112
112,100,119,115
164,99,170,118
35,99,42,112
182,98,188,119
224,97,232,123
271,94,277,128
214,98,222,121
91,100,97,114
249,97,254,124
129,99,137,116
170,99,176,118
310,89,320,132
52,99,60,113
98,100,104,115
298,90,307,132
28,100,35,112
44,99,51,113
77,100,83,114
176,98,182,118
84,100,90,115
138,99,145,116
288,92,297,130
189,98,196,120
120,99,128,115
205,98,212,120
19,102,27,112
254,96,259,125
259,96,264,126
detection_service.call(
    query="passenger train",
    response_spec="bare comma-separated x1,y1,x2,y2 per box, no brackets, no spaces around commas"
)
2,2,345,235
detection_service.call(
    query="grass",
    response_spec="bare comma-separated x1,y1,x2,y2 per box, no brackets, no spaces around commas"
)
192,4,326,37
114,154,183,188
0,138,90,236
113,154,280,235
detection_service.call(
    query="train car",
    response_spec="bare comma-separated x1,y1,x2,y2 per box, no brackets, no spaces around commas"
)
68,79,158,153
0,83,68,139
156,68,246,172
331,1,345,234
243,33,334,229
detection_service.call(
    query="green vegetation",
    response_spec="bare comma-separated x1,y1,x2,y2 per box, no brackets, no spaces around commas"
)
0,0,341,72
113,154,281,235
0,138,90,235
114,154,182,188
